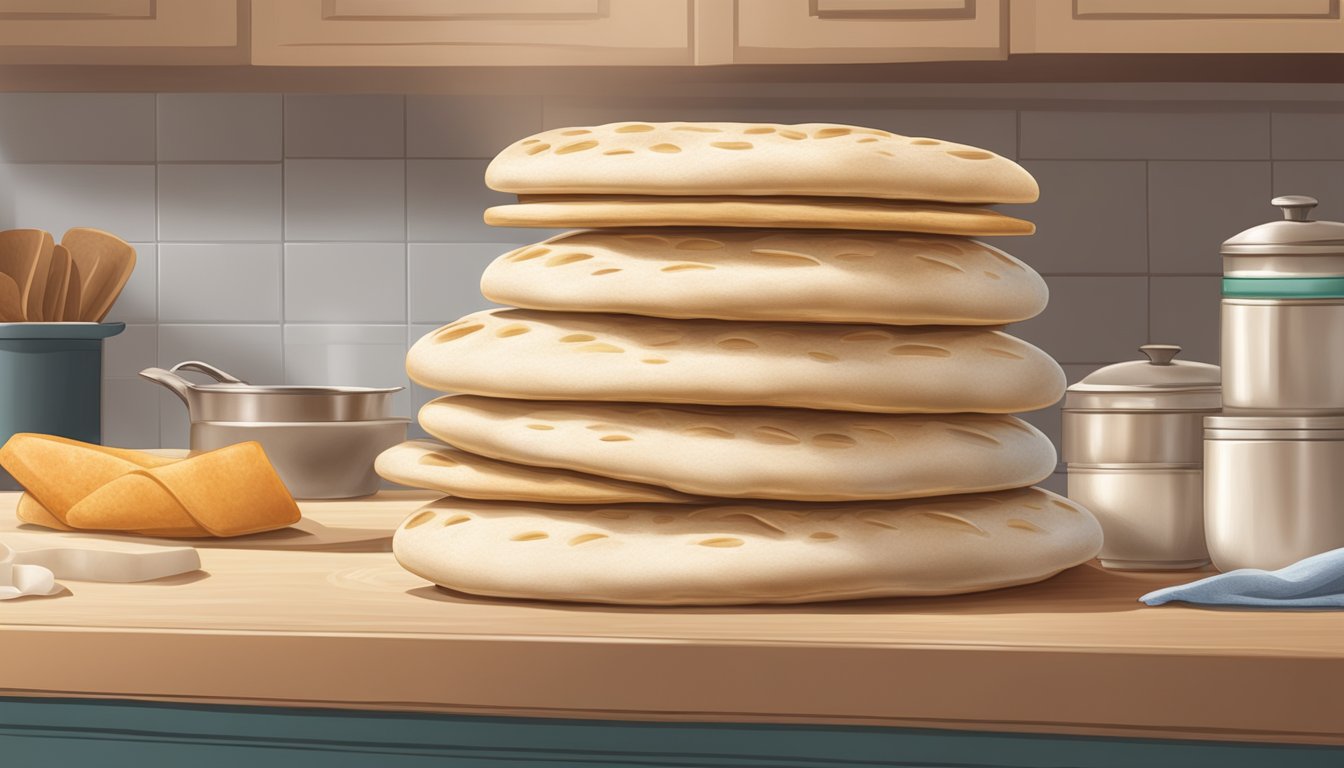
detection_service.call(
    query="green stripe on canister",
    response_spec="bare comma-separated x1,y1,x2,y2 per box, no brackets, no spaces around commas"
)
1222,276,1344,299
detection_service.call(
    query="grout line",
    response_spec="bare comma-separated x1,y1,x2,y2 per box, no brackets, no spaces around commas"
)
404,93,410,328
280,92,288,381
1144,160,1151,345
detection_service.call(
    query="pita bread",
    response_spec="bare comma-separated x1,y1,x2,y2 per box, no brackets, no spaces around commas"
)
375,439,698,504
485,122,1039,204
485,196,1033,236
392,488,1103,605
419,397,1056,502
406,309,1065,414
482,229,1047,325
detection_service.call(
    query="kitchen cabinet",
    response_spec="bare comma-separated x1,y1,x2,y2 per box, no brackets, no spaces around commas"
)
1,489,1342,764
251,0,694,66
0,0,243,65
1011,0,1344,54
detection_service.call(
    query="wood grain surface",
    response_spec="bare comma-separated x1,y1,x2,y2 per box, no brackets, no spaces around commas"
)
0,491,1340,745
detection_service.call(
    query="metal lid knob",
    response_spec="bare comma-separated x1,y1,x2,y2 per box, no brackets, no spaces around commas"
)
1139,344,1181,366
1272,195,1318,222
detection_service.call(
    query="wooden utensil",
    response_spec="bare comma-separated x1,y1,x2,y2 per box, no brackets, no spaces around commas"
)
0,273,23,322
43,244,72,322
62,258,82,324
0,229,47,321
23,231,54,322
61,228,136,323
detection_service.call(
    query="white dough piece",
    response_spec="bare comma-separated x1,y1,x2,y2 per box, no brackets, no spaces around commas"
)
0,541,61,599
392,487,1104,605
419,397,1056,502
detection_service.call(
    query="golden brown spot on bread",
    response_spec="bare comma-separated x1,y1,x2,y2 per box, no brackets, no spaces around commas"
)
603,149,635,156
420,453,459,468
683,425,735,439
599,434,633,442
889,344,952,358
984,270,1002,280
495,324,530,338
856,137,879,143
1051,499,1080,513
984,347,1025,360
808,352,840,363
578,343,623,353
512,531,549,541
591,268,622,275
650,143,681,153
717,337,758,350
853,426,896,441
747,248,821,267
561,129,591,136
945,426,1002,447
779,129,807,140
862,517,900,530
916,253,967,272
615,123,655,133
809,532,839,541
811,433,857,448
620,234,671,244
434,323,484,343
675,125,721,132
404,511,435,529
912,138,940,145
752,426,801,445
835,252,870,261
949,149,994,160
1007,518,1044,533
919,511,988,536
698,537,743,548
521,139,540,145
744,126,776,134
546,252,593,267
569,533,608,546
711,141,753,150
559,333,596,343
675,238,724,251
641,357,669,364
525,143,551,155
841,331,891,343
556,141,598,155
661,262,715,272
508,246,549,262
876,150,896,158
814,127,852,139
526,424,554,431
443,514,471,527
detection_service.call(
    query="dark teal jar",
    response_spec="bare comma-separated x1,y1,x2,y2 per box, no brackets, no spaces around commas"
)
0,322,124,489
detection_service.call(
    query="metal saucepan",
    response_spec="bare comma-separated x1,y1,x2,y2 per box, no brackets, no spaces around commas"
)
139,361,401,423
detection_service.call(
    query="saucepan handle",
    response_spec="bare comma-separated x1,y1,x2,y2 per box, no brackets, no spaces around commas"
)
168,360,250,386
137,366,196,408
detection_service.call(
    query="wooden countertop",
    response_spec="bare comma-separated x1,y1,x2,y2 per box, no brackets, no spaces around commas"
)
0,491,1340,745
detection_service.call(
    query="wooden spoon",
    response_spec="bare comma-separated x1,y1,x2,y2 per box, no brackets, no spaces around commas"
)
61,228,136,323
24,231,54,322
62,258,82,324
0,272,23,322
43,244,72,322
0,229,47,321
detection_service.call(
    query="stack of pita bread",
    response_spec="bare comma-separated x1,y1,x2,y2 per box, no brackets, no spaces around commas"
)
379,122,1102,605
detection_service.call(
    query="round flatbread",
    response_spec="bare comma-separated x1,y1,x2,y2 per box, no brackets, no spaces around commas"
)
419,397,1056,502
375,439,697,504
485,122,1039,205
392,488,1103,605
484,196,1033,236
482,229,1047,325
407,309,1065,414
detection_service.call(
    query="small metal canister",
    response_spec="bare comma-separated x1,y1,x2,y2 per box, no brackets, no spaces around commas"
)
1063,344,1221,570
1221,195,1344,413
1204,415,1344,571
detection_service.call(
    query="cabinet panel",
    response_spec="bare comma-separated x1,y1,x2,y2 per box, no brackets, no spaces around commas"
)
252,0,693,66
0,0,240,64
733,0,1006,64
1012,0,1344,53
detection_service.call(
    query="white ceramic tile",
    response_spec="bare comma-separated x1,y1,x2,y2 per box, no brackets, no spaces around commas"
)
0,93,154,162
104,242,157,324
285,94,405,158
408,95,543,158
407,242,513,324
1011,276,1148,364
1020,110,1270,160
1272,112,1344,160
158,93,282,162
157,324,284,384
1273,161,1344,221
102,378,161,450
159,243,282,323
284,242,406,323
1150,276,1222,365
1149,162,1269,275
284,324,412,417
157,164,283,242
284,159,405,241
7,164,156,241
407,159,542,242
1038,472,1067,496
990,160,1147,275
103,323,158,379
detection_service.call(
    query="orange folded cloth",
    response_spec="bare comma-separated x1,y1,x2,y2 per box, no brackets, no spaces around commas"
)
0,434,301,538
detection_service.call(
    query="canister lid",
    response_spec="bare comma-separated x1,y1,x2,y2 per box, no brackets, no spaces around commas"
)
1221,196,1344,256
1205,414,1344,430
1064,344,1221,411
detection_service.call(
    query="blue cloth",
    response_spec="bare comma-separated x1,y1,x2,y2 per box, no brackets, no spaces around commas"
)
1139,547,1344,608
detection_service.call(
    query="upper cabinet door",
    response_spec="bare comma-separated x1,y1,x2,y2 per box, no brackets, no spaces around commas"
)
718,0,1007,64
252,0,694,66
0,0,242,63
1012,0,1344,53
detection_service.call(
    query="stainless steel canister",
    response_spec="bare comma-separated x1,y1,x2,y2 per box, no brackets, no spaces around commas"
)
1204,414,1344,571
1063,344,1221,570
1221,195,1344,413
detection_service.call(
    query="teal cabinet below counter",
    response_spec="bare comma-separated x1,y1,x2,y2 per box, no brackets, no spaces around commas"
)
2,697,1342,768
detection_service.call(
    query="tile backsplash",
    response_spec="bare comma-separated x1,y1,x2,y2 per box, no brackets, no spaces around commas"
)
0,84,1335,493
